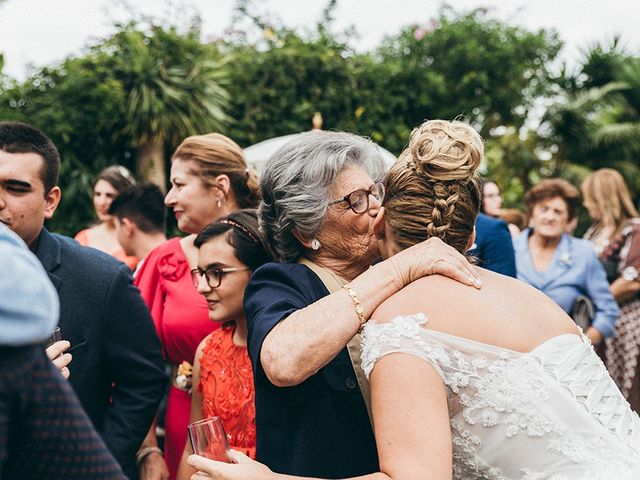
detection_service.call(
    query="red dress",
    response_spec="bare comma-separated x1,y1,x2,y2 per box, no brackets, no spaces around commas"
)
135,237,217,480
198,327,256,459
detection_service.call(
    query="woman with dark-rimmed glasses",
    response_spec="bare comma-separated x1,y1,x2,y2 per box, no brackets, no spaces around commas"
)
175,209,272,480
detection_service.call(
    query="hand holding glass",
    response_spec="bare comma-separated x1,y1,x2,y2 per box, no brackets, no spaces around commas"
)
188,417,232,462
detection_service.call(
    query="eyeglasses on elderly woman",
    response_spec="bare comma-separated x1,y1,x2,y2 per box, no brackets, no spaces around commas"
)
328,182,385,214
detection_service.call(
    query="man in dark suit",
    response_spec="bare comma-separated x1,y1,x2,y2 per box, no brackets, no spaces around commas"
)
0,121,166,479
468,212,517,277
0,224,127,480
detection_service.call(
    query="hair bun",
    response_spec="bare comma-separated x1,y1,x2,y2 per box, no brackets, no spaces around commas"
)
406,119,483,183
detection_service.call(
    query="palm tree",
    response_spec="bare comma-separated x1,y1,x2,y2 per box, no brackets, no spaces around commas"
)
108,24,229,188
544,43,640,196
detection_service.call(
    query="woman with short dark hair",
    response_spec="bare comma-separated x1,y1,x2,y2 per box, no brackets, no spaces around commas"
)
514,178,619,344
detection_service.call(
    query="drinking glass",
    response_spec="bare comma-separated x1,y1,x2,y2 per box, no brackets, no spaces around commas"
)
188,416,231,462
45,327,62,348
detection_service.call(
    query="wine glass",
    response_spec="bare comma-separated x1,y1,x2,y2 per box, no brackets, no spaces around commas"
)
188,416,231,462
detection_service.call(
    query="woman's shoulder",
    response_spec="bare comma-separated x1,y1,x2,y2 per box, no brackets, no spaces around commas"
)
200,327,233,353
564,235,599,261
372,274,471,324
136,237,187,280
373,268,567,323
74,228,91,245
512,228,530,251
251,261,326,286
245,262,329,310
143,237,184,262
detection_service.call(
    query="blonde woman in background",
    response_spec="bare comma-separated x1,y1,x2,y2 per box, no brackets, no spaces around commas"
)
582,168,640,411
75,165,137,269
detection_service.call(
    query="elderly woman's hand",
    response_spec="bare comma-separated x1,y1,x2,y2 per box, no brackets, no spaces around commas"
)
389,237,481,290
45,340,72,379
188,451,274,480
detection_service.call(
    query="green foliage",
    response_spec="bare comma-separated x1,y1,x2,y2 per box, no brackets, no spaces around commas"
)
222,6,561,160
373,8,561,143
543,42,640,202
102,23,229,146
0,56,132,234
1,4,637,237
221,27,360,147
0,21,229,235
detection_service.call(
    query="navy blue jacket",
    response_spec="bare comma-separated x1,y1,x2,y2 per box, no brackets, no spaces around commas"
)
245,262,378,477
469,213,517,277
0,345,127,479
34,228,166,479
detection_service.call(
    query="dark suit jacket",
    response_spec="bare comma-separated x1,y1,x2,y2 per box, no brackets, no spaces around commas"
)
245,262,378,477
34,228,166,479
0,345,127,480
469,213,517,277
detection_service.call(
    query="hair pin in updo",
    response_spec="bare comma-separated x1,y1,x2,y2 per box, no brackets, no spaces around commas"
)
219,218,259,243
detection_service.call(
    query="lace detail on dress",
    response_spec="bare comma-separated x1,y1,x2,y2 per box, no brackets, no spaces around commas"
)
361,313,640,479
198,327,256,458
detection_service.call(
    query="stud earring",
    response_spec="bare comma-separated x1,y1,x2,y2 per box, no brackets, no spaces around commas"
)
311,238,321,250
216,199,222,208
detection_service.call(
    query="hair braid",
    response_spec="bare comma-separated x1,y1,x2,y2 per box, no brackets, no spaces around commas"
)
383,120,483,254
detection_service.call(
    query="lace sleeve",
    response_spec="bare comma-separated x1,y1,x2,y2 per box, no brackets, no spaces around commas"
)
361,313,446,381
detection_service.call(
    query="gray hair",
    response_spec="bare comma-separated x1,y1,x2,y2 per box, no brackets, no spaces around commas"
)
259,130,388,262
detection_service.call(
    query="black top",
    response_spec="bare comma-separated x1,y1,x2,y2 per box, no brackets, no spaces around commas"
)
245,262,378,477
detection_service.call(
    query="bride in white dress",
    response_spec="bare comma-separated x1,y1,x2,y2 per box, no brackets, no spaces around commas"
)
186,120,640,480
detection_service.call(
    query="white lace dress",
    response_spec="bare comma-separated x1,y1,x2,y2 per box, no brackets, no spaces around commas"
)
361,314,640,480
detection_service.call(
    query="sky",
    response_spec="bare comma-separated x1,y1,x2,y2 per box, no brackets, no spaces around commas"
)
1,0,639,80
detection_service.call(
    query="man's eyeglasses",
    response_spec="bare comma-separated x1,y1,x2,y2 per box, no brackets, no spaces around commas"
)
191,266,250,289
328,182,385,214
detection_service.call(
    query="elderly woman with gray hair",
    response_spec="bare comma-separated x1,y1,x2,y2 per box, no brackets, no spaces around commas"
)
236,130,481,478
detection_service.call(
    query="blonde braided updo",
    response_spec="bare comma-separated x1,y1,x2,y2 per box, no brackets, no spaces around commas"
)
384,119,483,254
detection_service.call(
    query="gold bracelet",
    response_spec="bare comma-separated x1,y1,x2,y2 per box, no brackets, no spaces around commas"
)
343,283,366,332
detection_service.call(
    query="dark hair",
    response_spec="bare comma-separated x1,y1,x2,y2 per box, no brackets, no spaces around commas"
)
524,178,581,222
108,183,166,233
194,209,273,271
0,121,60,194
94,165,136,193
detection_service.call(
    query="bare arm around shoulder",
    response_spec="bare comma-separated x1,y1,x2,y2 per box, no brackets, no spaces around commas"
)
261,237,481,386
187,350,451,480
